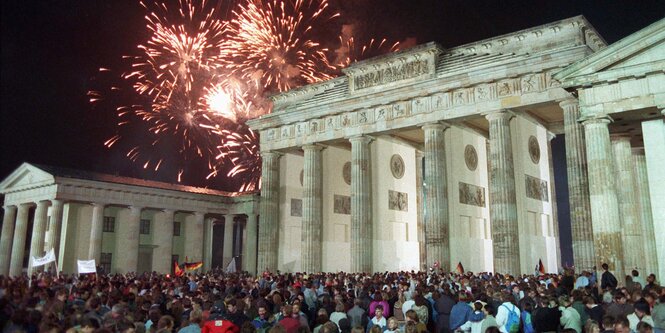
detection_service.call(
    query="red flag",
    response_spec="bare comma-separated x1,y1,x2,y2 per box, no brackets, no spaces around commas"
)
538,259,545,275
456,262,465,274
174,261,184,277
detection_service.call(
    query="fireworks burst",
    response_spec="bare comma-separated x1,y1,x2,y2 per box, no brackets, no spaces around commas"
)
220,0,338,93
92,0,401,191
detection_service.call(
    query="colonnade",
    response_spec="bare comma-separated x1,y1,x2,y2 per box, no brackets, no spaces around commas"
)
0,199,259,276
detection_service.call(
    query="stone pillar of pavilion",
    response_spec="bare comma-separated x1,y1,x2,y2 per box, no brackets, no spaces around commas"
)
415,151,426,271
243,213,258,274
153,209,174,273
301,144,323,273
45,200,64,260
203,217,214,271
0,205,17,276
185,212,205,263
88,203,106,262
422,123,450,271
10,203,32,277
116,206,142,274
582,116,624,278
611,135,645,271
350,136,373,273
258,151,281,273
223,214,235,267
560,99,595,270
486,111,520,275
632,152,659,276
28,200,49,271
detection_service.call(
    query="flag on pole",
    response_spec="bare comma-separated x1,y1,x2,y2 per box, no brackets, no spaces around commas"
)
174,261,184,277
184,261,203,271
225,257,237,273
77,259,97,274
32,248,56,267
456,262,465,274
538,259,546,275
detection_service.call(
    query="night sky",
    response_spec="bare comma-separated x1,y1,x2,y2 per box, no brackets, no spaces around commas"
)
2,1,664,264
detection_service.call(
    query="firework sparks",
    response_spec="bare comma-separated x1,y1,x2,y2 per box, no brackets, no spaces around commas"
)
92,0,401,191
220,0,338,93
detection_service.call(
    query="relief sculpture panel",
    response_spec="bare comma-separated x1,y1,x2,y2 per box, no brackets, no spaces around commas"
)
388,190,408,212
333,194,351,215
459,182,486,207
525,175,548,201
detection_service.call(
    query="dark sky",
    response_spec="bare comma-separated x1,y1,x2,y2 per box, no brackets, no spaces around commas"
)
2,0,664,189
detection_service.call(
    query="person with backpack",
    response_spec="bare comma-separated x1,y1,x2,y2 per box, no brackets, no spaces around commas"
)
496,293,520,333
519,300,535,333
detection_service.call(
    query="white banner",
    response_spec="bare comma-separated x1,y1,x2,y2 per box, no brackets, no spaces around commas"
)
77,259,97,274
225,257,236,273
32,248,56,267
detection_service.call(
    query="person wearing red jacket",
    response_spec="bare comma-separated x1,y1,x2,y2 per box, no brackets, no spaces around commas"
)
202,306,239,333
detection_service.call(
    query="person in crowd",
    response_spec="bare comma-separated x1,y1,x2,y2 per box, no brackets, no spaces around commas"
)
366,304,387,332
450,292,473,332
559,295,582,333
601,263,618,291
459,301,486,333
347,298,367,329
607,291,635,320
531,297,560,333
628,299,655,332
279,305,301,333
404,309,427,333
614,316,631,333
496,293,520,333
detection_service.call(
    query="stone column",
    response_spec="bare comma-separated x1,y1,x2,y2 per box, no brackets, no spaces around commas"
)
633,153,659,276
45,200,64,260
560,99,595,270
116,206,142,273
301,144,323,273
422,123,451,270
258,151,281,273
0,205,17,276
642,114,665,280
243,213,258,274
29,200,50,271
611,136,646,271
185,212,205,263
88,203,106,262
486,111,520,275
223,214,235,267
10,203,32,277
203,217,214,271
153,209,174,273
415,151,427,271
582,116,624,279
350,136,372,273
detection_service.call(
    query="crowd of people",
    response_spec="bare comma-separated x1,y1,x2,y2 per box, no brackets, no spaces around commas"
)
1,263,664,333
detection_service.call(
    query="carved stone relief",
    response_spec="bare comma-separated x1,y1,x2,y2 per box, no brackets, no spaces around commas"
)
528,135,541,164
390,154,405,179
342,162,351,185
464,145,478,171
459,182,486,207
333,194,351,214
388,190,408,212
525,175,548,201
291,198,302,217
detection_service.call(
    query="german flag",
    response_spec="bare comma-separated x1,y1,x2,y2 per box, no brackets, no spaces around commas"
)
456,262,465,274
184,261,203,271
174,261,184,277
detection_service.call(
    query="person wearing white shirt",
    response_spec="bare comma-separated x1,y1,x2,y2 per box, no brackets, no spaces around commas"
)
496,294,520,333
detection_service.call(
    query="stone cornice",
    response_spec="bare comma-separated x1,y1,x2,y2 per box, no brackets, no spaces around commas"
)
555,17,664,87
249,46,587,133
268,78,342,109
449,15,605,56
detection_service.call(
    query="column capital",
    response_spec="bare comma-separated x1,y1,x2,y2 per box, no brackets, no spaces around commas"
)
421,122,450,131
631,147,646,155
348,135,373,144
580,114,612,126
302,144,325,152
51,199,65,206
484,110,513,122
558,98,579,109
3,205,17,211
37,200,51,206
193,211,206,218
18,202,34,209
91,202,107,208
128,206,143,213
260,151,283,159
610,133,632,143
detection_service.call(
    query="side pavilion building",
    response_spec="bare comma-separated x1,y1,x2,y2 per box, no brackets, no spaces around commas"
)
247,16,664,277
